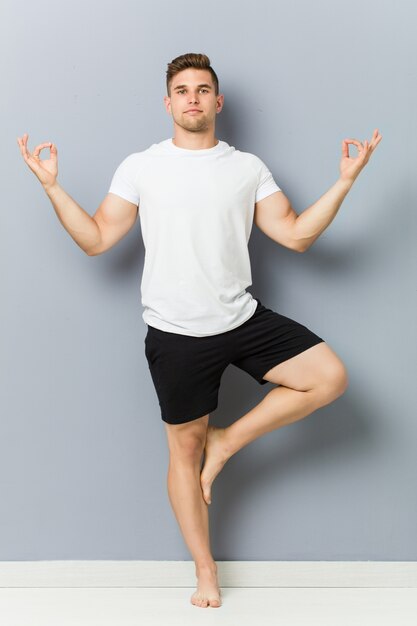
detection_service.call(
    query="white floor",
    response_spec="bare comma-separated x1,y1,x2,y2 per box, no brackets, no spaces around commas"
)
0,587,416,625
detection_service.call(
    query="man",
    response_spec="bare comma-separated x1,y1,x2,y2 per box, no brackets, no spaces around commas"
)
17,52,382,609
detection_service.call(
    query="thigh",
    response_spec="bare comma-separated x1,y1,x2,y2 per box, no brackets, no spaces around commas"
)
262,340,347,391
144,325,229,425
230,298,329,389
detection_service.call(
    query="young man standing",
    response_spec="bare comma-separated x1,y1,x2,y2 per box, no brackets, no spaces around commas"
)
17,52,382,609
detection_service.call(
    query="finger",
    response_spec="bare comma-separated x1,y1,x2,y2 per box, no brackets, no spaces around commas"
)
20,135,40,163
371,135,382,151
17,135,25,150
344,140,364,156
21,134,30,158
33,142,53,158
18,134,38,165
18,142,41,170
344,139,364,150
341,139,350,158
19,135,31,160
369,130,382,150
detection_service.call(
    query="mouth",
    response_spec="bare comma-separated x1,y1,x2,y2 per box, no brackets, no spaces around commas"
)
185,110,202,114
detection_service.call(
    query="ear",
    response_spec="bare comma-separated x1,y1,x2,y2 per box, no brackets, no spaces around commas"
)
216,94,225,113
163,95,171,114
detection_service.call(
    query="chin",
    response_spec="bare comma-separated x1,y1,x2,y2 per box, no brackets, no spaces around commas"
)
181,122,207,132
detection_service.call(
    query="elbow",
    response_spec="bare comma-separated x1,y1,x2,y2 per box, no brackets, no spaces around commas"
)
85,239,104,256
293,236,312,252
86,248,104,257
85,246,101,256
294,241,307,253
291,232,308,252
86,219,104,256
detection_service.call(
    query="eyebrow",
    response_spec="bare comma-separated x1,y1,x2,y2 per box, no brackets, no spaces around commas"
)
173,83,213,90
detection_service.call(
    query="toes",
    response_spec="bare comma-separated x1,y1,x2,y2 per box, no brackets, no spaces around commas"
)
192,592,218,608
192,594,208,607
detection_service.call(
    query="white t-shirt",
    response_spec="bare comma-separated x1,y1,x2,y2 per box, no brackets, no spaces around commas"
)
108,137,281,336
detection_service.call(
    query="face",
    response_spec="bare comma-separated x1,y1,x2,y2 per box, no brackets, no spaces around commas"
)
164,68,224,133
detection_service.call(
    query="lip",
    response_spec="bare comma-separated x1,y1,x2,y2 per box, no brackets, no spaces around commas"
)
185,109,202,113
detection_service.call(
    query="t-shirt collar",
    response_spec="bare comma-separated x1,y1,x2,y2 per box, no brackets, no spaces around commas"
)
162,137,228,156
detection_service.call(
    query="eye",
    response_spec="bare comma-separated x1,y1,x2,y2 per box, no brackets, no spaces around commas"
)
177,88,209,94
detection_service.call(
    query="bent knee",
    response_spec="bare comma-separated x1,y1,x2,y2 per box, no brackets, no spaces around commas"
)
317,360,349,403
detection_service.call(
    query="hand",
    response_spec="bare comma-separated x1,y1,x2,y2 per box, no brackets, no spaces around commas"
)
339,128,382,183
17,133,58,189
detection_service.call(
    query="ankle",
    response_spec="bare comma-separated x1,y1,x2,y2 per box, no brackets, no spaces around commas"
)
222,426,236,459
195,560,217,575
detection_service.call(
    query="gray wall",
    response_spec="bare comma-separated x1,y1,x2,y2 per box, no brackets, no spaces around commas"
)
2,0,416,561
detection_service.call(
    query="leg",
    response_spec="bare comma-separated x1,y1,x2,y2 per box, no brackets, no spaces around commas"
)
200,342,348,504
164,413,222,608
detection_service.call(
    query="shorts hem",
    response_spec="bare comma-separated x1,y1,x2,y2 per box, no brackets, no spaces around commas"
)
161,403,218,425
256,337,326,385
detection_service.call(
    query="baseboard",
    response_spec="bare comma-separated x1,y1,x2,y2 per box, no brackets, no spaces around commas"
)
0,561,416,588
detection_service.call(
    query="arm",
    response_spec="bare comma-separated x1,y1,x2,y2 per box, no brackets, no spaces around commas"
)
88,193,138,256
43,181,102,254
255,181,351,253
44,184,138,256
292,177,354,251
17,133,138,255
254,128,383,252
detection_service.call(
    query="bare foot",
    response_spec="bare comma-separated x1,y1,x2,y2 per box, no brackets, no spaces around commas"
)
191,564,222,608
200,426,232,505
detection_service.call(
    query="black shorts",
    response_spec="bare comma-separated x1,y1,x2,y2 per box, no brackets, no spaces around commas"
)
144,297,325,425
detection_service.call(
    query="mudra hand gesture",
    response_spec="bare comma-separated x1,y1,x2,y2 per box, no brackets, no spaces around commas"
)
17,132,58,189
340,128,382,183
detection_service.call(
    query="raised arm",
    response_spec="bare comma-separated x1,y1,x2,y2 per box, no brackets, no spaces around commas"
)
254,129,382,252
17,133,138,255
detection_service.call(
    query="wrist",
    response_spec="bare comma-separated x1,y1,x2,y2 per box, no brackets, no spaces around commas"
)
42,180,59,195
337,176,355,192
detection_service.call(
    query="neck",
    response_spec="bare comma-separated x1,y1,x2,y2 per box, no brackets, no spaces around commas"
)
172,128,219,150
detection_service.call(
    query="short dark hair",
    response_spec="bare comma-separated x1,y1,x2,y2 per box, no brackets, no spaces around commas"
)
166,52,219,97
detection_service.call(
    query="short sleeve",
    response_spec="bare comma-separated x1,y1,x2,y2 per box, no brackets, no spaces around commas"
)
255,157,281,203
108,154,140,205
